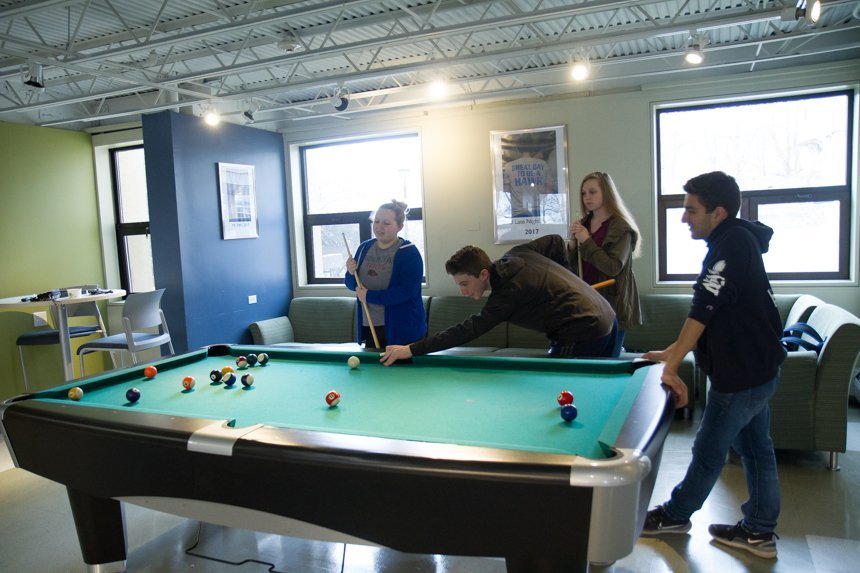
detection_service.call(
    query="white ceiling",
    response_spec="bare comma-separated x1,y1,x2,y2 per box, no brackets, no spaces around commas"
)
0,0,858,132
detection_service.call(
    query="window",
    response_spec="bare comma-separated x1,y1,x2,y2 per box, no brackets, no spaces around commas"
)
656,89,854,282
110,146,155,293
299,134,425,284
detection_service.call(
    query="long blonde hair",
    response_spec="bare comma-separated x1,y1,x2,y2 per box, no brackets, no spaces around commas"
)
579,172,641,258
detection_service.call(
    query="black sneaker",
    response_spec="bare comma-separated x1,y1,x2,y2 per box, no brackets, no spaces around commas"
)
641,505,692,536
709,522,778,558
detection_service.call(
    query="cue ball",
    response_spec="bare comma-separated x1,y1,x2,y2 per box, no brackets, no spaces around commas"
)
222,372,237,386
209,369,222,383
246,354,258,366
325,390,341,407
68,387,84,401
257,352,269,366
144,365,158,378
126,387,141,403
236,356,248,369
241,373,254,387
560,404,578,422
347,356,360,369
182,375,195,390
557,390,574,406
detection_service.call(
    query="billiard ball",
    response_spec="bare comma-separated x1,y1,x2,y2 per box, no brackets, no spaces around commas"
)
246,354,258,366
325,390,341,407
560,404,578,422
68,387,84,401
257,352,269,366
144,365,158,378
126,387,141,403
209,369,222,383
557,390,574,406
221,365,235,376
241,373,254,387
222,372,237,386
347,356,360,369
236,356,248,369
182,375,195,390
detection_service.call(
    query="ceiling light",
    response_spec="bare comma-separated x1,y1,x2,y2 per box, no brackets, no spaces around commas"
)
781,1,822,24
683,33,706,65
331,90,350,112
202,102,220,126
428,78,448,99
242,100,260,123
276,31,303,52
23,62,45,91
570,55,591,81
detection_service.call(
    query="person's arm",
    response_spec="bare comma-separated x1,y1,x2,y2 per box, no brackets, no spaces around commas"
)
642,317,704,408
344,242,367,292
579,221,635,277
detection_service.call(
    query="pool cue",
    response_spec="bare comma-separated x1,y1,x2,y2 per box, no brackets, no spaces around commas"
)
575,214,583,277
590,278,616,290
342,234,381,349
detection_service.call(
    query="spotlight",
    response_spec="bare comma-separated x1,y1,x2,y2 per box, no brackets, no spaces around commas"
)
242,110,255,123
329,87,350,112
202,102,220,126
428,78,448,99
570,56,591,81
276,31,303,52
781,1,821,24
683,33,706,65
23,62,45,91
242,101,260,123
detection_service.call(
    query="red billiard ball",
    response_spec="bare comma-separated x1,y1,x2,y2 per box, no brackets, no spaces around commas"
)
144,365,157,378
557,390,574,406
236,356,248,369
325,390,341,407
561,404,578,422
182,375,195,390
126,387,141,403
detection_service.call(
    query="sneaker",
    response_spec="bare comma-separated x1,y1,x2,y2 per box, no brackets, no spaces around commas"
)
641,505,692,536
709,522,778,558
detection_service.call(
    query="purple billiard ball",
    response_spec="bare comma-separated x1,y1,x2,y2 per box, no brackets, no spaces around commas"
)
126,387,141,403
560,404,578,422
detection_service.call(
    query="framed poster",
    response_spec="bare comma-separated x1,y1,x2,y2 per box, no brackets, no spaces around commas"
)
217,162,258,240
490,125,569,244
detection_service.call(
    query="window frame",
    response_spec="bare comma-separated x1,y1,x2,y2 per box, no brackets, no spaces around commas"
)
108,144,153,294
654,87,855,283
297,133,425,286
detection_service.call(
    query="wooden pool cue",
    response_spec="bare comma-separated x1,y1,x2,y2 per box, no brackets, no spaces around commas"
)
590,278,616,290
575,214,583,277
342,234,381,349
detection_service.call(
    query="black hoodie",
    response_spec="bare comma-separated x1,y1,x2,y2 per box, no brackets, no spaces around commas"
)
688,218,787,392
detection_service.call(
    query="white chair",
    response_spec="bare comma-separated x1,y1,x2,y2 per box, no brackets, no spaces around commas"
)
77,289,174,376
16,285,106,391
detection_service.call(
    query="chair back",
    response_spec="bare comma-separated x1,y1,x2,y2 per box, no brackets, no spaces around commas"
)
122,289,167,331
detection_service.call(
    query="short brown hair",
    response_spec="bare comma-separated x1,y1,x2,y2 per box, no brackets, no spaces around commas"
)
445,245,492,277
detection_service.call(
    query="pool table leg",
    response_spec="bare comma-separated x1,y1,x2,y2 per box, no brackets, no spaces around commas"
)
505,556,587,573
67,487,128,573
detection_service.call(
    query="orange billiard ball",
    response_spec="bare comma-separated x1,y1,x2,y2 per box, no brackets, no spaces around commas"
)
182,375,195,390
144,365,158,379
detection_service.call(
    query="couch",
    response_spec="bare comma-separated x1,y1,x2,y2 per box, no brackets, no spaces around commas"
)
249,294,860,466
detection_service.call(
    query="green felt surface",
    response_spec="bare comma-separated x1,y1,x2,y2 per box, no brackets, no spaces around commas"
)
36,347,651,459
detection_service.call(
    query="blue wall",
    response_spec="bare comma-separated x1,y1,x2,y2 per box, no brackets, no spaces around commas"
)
142,111,291,353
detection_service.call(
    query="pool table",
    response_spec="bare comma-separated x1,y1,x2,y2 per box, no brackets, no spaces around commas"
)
1,345,674,573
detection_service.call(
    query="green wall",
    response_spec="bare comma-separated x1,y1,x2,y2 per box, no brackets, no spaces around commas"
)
0,122,106,398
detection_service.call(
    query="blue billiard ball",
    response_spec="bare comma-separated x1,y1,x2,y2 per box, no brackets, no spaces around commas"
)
126,387,141,403
222,372,237,387
560,404,578,422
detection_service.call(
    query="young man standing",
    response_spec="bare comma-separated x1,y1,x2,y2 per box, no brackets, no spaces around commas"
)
379,234,618,365
641,171,786,558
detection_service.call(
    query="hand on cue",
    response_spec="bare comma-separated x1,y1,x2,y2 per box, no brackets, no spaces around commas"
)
380,345,412,366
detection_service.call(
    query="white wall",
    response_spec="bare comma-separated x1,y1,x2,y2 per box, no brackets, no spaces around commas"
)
282,59,860,315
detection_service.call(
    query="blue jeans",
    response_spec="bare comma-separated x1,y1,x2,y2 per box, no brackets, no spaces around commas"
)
663,374,780,533
548,319,620,358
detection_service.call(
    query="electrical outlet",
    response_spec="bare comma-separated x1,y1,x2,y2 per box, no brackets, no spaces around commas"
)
248,295,257,304
33,311,48,327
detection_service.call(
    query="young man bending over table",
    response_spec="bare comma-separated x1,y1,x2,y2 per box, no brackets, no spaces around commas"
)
380,234,618,366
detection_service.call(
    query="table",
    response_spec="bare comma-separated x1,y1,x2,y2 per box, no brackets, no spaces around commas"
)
0,345,674,573
0,289,126,381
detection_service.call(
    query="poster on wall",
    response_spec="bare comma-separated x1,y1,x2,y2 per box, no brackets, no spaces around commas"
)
490,125,569,244
217,162,258,240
